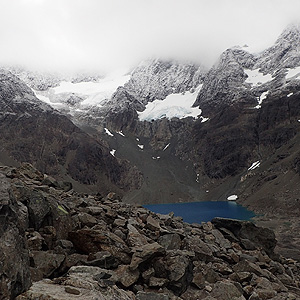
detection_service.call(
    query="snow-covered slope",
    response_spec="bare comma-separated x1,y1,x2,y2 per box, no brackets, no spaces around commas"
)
195,24,300,111
138,85,205,121
124,59,206,104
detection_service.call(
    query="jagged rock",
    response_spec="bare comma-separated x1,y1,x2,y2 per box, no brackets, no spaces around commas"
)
127,223,148,248
30,251,65,280
158,233,181,250
209,280,246,300
69,228,131,264
212,218,277,256
85,251,118,269
130,242,165,270
149,276,169,287
146,215,161,231
76,212,98,228
164,250,193,295
116,265,140,287
183,235,213,261
16,267,133,300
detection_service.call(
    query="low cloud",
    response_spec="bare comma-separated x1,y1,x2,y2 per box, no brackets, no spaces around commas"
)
0,0,300,74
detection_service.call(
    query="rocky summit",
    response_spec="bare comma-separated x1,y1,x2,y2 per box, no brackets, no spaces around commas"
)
0,163,300,299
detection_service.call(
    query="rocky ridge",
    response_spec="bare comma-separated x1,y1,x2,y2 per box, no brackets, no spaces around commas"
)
1,163,300,299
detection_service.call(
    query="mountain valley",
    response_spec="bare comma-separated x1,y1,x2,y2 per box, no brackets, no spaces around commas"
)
1,23,300,299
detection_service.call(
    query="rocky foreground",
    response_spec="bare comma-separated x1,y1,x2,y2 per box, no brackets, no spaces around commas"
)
1,164,300,299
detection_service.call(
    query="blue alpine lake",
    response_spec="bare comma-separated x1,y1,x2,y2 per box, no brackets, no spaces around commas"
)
144,201,255,224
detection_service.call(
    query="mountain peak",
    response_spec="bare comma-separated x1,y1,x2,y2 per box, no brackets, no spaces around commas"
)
276,23,300,44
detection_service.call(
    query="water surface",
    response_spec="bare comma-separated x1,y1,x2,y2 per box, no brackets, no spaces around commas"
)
144,201,255,224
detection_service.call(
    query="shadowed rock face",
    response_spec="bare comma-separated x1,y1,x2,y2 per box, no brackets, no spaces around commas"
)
0,170,31,299
0,69,142,194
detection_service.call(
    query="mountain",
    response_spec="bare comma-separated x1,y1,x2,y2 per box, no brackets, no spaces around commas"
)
0,69,142,195
3,25,300,212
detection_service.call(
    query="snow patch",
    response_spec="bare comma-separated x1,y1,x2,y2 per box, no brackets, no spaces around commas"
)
255,91,269,109
152,156,161,160
286,66,300,79
138,144,144,150
52,73,130,107
287,92,294,97
248,161,260,171
138,85,203,121
104,128,114,137
110,149,116,157
196,173,200,183
227,195,238,201
200,116,209,123
163,143,170,151
245,69,272,86
117,131,125,137
136,137,140,141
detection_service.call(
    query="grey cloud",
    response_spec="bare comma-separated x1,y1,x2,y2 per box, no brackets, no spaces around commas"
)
0,0,300,73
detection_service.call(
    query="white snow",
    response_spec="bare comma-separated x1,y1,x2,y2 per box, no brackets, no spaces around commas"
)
227,195,238,201
104,128,114,137
117,131,125,137
286,66,300,79
196,173,200,183
287,92,294,97
248,160,260,171
200,116,209,123
255,91,269,109
52,73,130,107
152,156,161,160
245,69,273,86
33,90,64,108
138,144,144,150
136,137,140,141
163,143,170,151
110,149,116,157
298,120,300,122
138,85,203,121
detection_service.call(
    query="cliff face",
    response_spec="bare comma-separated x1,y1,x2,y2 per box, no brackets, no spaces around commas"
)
0,69,142,194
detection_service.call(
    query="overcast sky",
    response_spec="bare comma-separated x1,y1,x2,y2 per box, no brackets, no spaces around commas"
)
0,0,300,74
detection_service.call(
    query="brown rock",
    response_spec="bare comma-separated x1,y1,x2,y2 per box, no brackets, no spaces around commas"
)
147,215,161,231
158,233,181,250
116,265,140,288
65,286,80,295
130,242,165,270
149,276,168,287
210,280,245,300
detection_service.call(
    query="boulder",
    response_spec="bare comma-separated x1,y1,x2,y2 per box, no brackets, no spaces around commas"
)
158,233,181,250
164,250,193,295
211,218,277,256
116,265,140,287
30,251,65,280
210,280,246,300
130,242,165,270
69,228,131,264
